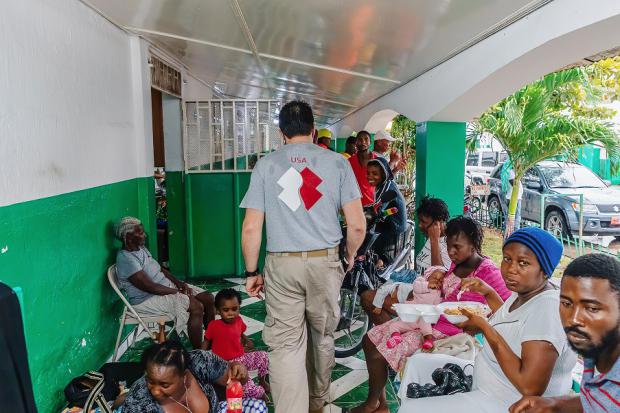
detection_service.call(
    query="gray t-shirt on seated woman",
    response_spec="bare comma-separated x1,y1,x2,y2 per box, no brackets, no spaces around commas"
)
116,247,167,305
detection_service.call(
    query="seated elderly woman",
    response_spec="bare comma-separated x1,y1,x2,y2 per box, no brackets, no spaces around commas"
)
114,216,214,348
122,340,267,413
397,228,577,413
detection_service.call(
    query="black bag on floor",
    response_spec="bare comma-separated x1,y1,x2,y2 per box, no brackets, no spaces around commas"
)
64,362,142,409
406,363,473,399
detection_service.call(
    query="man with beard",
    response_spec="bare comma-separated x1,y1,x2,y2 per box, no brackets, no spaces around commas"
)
510,253,620,413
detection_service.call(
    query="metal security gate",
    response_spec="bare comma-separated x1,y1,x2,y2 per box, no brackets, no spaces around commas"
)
184,100,281,172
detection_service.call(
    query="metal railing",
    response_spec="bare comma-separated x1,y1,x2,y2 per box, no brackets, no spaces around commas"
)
470,197,620,260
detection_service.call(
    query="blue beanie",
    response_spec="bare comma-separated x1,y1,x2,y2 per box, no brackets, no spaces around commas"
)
504,227,563,277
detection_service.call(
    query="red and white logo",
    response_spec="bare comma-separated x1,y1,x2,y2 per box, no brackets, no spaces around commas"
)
277,167,323,211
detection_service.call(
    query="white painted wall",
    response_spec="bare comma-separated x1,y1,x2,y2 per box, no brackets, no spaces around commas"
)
0,0,153,207
162,94,184,172
333,0,620,134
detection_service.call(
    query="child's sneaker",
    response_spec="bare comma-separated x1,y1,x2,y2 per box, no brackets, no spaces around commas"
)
386,332,403,349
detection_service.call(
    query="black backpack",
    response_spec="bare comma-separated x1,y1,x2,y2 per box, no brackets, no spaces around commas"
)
64,371,115,412
64,362,143,410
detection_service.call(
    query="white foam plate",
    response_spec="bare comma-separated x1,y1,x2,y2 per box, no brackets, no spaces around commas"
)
392,303,442,324
437,301,490,324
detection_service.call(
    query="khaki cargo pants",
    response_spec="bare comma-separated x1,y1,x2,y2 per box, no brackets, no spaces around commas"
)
262,248,345,412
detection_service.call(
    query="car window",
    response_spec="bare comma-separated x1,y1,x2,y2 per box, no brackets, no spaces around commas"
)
540,166,606,189
481,152,496,167
491,164,503,179
466,153,479,166
524,168,540,182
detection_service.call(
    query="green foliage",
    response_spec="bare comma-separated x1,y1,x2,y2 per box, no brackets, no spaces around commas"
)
469,64,620,177
469,60,620,230
390,114,417,167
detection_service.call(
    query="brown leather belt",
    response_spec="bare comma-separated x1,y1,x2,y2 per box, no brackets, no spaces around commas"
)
269,247,338,258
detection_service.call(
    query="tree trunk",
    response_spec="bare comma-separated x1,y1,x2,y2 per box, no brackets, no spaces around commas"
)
503,181,522,239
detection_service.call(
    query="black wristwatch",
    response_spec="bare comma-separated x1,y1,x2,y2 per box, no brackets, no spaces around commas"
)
245,270,259,278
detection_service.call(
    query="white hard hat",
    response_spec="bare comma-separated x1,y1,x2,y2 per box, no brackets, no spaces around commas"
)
375,130,395,142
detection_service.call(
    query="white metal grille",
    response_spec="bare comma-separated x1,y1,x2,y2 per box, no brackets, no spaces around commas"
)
184,100,281,172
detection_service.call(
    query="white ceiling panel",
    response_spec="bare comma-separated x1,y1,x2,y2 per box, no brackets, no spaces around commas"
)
83,0,550,126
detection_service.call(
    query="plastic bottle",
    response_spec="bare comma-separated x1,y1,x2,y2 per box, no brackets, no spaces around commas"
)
226,379,243,413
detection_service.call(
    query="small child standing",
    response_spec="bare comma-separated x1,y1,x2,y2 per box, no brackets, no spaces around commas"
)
202,288,270,400
383,272,442,351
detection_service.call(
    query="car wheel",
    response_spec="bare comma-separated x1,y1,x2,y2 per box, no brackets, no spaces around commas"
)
487,196,503,228
545,210,570,240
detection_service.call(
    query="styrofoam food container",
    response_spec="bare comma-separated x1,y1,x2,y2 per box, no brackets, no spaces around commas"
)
437,301,490,324
392,304,442,324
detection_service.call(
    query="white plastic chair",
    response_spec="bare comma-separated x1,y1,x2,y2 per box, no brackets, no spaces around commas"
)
107,265,175,361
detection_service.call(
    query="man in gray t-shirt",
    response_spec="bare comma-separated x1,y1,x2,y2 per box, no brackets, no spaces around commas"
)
240,101,366,412
241,135,361,253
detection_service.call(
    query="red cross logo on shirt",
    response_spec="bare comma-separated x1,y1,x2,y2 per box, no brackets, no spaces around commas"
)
277,167,323,211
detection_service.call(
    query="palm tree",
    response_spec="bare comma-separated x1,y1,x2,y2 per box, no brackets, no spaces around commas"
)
469,67,620,237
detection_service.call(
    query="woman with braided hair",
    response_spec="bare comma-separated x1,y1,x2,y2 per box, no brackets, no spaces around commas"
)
353,216,511,413
122,340,267,413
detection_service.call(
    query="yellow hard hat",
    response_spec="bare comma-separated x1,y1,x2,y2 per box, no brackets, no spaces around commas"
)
317,128,332,139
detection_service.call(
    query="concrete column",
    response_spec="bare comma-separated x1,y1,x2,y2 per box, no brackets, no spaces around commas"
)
415,121,466,253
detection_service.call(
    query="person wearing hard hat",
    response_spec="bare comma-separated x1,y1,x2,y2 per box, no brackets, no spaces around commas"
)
316,128,333,150
373,129,406,173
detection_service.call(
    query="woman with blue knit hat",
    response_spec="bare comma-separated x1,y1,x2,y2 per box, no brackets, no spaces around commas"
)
400,227,576,413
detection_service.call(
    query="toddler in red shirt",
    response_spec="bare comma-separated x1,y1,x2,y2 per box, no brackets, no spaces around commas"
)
202,288,270,400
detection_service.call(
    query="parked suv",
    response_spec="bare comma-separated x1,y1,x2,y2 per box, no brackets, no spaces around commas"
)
486,161,620,239
465,150,508,177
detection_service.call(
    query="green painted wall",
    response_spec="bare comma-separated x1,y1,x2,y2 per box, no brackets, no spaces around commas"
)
166,171,188,277
415,122,466,253
187,173,236,277
0,177,155,413
186,172,266,278
579,145,620,185
335,138,346,153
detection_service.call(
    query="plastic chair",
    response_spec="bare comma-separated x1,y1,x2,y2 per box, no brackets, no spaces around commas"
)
107,265,175,361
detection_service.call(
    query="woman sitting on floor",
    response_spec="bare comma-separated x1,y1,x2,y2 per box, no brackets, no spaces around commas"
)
399,227,577,413
122,340,267,413
353,216,511,412
114,216,215,348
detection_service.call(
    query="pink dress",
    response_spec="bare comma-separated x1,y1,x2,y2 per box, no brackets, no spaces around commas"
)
367,257,510,371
